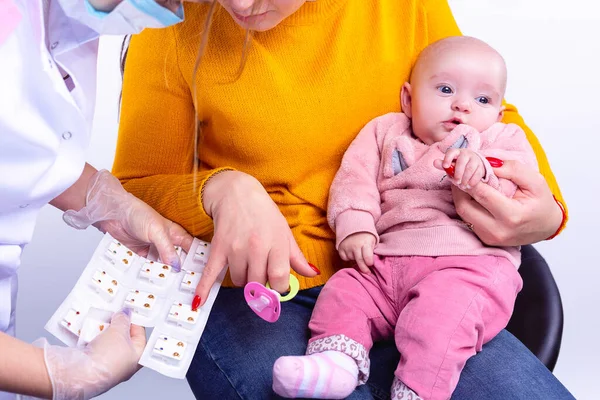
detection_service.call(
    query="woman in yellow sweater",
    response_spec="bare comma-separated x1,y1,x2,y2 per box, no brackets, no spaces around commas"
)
114,0,572,398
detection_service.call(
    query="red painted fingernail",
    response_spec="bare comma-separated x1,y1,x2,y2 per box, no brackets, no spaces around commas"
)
308,263,321,275
485,157,504,168
192,295,201,311
444,164,455,177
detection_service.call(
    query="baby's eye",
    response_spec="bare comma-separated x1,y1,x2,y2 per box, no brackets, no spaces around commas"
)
476,96,490,104
437,85,453,94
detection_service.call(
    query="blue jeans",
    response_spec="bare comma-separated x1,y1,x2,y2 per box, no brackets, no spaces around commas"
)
187,286,574,399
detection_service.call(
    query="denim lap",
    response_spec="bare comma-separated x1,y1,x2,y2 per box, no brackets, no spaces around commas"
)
187,286,574,400
187,287,379,399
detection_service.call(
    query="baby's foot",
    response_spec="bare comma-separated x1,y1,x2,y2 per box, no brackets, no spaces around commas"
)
272,350,358,399
391,376,423,400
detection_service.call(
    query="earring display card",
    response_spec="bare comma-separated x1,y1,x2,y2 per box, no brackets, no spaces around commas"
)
45,233,226,379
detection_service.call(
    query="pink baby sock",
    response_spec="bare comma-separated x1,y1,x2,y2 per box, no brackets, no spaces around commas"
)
272,350,359,399
391,377,422,400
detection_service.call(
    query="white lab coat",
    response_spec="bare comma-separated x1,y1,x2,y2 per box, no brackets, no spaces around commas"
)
0,2,180,398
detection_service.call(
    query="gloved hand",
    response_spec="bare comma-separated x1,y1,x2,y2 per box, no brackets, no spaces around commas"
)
63,169,192,271
36,309,145,400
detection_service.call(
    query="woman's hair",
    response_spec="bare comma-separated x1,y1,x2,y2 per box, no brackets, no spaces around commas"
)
118,35,131,117
190,0,219,195
189,0,259,196
119,0,263,224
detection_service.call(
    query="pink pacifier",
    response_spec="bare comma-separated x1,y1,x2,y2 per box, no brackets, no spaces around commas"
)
244,275,300,323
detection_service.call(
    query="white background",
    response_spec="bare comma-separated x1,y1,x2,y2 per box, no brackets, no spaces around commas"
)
16,0,600,399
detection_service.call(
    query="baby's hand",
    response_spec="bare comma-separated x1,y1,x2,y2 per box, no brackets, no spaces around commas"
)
338,232,377,274
435,148,485,189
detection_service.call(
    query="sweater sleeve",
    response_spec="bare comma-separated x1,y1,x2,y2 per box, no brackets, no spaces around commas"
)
419,0,568,235
328,118,384,249
113,26,226,239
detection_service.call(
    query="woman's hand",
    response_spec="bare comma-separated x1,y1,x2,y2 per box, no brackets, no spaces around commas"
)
452,160,563,246
97,213,193,270
193,171,319,307
39,309,146,400
62,169,194,271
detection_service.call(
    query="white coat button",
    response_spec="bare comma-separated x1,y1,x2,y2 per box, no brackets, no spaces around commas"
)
62,131,72,140
48,58,53,68
51,42,59,50
19,204,29,209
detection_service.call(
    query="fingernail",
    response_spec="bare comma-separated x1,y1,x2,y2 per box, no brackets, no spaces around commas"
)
444,165,455,177
485,157,504,168
308,262,321,275
192,295,201,311
170,258,181,272
122,307,132,317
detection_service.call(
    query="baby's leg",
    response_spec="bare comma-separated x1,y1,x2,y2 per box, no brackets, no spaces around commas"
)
393,255,522,400
273,264,397,399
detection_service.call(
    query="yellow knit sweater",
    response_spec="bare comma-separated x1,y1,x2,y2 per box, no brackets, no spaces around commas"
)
114,0,567,289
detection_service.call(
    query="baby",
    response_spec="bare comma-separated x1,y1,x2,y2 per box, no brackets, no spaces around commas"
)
272,36,538,400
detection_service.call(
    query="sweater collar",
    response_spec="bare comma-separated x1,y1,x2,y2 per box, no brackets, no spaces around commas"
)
282,0,347,26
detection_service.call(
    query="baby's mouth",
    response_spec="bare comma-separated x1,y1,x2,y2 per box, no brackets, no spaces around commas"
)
442,118,463,130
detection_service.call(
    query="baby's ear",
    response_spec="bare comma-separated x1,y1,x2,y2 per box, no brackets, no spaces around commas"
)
497,105,506,122
400,82,413,118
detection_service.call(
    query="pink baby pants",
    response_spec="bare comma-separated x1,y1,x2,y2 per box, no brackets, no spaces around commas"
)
306,255,522,400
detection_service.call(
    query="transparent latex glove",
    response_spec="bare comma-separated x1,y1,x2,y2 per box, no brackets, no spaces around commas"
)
63,170,193,271
36,309,145,400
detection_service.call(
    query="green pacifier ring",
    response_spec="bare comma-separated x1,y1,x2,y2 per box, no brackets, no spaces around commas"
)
266,274,300,302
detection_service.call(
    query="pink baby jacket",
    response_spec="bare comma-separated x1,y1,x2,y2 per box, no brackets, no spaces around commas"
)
328,113,539,266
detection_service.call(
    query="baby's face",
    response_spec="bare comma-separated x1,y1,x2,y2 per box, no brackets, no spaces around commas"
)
404,42,506,145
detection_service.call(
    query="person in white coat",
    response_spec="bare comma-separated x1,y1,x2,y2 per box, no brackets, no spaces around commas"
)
0,1,202,399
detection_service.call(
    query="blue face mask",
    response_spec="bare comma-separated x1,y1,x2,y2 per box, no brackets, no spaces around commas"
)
58,0,184,35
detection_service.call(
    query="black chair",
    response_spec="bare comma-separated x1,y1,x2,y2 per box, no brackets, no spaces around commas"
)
505,245,563,371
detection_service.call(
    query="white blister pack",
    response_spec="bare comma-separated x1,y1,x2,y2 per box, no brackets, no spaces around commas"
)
46,233,226,379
